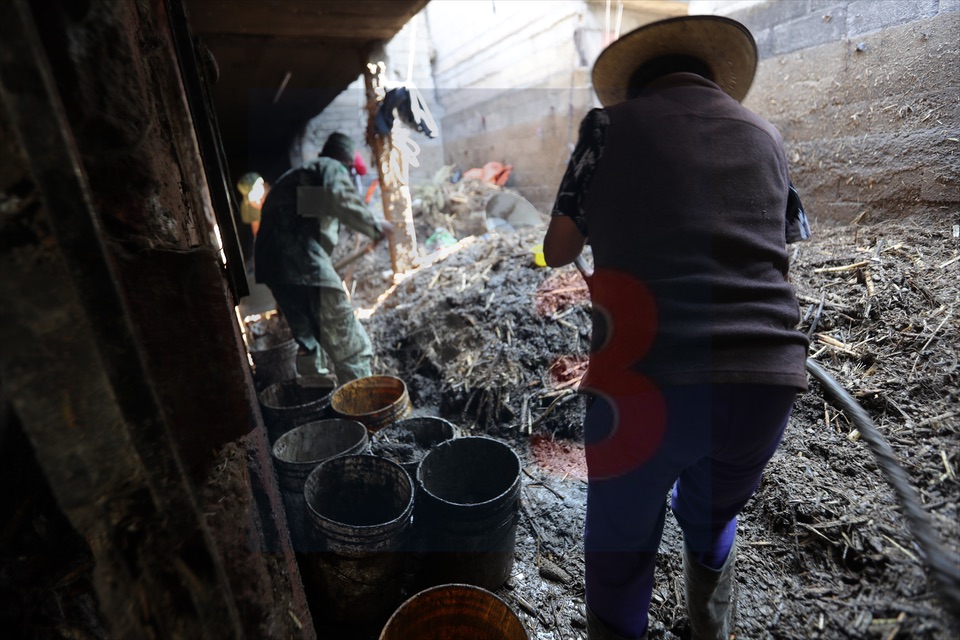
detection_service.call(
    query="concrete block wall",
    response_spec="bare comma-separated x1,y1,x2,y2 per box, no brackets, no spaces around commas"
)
424,2,587,212
299,0,956,225
691,0,959,224
440,72,594,210
692,0,948,50
295,0,687,210
428,2,583,114
427,0,687,213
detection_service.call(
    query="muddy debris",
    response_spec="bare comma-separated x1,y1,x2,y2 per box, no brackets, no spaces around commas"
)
5,212,955,639
345,214,959,639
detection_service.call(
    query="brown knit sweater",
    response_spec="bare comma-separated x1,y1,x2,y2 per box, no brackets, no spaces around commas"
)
581,73,809,390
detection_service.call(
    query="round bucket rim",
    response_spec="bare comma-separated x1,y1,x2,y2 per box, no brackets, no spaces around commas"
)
249,335,298,353
417,436,521,509
259,379,332,411
271,418,368,466
371,416,456,466
304,454,414,534
380,415,456,437
330,375,409,419
379,582,528,640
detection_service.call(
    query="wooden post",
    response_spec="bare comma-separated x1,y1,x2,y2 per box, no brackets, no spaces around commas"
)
363,58,419,273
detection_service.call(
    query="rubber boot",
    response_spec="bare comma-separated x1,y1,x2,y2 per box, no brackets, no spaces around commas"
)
683,540,737,640
586,606,646,640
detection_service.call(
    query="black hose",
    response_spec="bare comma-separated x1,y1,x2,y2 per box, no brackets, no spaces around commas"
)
566,258,959,623
806,358,960,625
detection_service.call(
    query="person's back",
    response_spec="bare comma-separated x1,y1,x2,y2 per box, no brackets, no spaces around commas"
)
255,156,352,288
542,16,811,640
584,72,808,388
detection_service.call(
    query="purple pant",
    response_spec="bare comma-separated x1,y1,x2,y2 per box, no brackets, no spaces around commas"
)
584,383,797,638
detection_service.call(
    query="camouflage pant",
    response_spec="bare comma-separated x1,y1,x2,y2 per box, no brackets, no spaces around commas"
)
268,283,373,383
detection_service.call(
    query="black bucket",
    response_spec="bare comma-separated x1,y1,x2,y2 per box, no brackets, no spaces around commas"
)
249,335,299,390
370,416,457,476
271,419,369,551
258,379,333,444
303,454,414,629
379,583,530,640
414,437,522,591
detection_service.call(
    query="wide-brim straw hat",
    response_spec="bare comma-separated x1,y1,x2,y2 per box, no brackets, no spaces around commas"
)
592,15,758,107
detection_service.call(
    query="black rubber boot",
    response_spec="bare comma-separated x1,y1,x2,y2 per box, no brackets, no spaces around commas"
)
586,606,647,640
683,540,737,640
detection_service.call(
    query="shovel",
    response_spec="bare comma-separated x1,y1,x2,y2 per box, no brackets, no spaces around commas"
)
334,239,379,271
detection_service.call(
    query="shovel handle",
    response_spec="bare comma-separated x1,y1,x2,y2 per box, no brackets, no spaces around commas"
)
334,239,378,271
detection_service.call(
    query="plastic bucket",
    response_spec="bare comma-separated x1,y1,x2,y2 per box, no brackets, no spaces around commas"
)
414,437,522,591
379,583,529,640
531,243,546,268
249,336,298,390
303,454,414,627
271,419,369,551
370,416,457,475
330,375,412,433
258,379,333,443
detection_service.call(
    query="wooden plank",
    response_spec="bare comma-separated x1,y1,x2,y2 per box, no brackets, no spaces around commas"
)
0,1,244,636
188,0,429,39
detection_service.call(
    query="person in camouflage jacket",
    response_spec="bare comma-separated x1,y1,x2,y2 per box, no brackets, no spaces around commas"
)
255,132,393,385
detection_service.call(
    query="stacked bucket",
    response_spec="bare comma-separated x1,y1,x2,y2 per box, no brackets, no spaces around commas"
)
245,315,298,392
254,363,528,638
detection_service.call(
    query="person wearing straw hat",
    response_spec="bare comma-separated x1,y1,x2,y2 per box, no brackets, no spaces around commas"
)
542,15,811,640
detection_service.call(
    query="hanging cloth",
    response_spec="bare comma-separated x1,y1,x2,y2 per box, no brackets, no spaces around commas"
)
374,84,438,138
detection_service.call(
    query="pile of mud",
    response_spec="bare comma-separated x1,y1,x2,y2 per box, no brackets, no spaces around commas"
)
362,226,591,439
350,214,958,639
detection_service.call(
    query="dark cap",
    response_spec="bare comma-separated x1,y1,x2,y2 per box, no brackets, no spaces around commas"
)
320,132,356,166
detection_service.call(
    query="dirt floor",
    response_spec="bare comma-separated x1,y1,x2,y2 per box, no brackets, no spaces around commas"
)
2,184,957,639
340,205,960,639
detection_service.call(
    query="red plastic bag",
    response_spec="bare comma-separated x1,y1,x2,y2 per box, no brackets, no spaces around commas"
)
462,161,512,187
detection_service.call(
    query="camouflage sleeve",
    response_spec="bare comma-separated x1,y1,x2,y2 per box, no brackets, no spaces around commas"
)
550,108,609,237
326,166,383,240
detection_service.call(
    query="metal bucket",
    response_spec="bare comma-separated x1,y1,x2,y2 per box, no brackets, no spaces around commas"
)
330,375,412,433
379,583,529,640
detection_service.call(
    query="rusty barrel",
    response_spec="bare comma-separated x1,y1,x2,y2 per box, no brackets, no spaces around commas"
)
330,375,412,433
379,583,529,640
